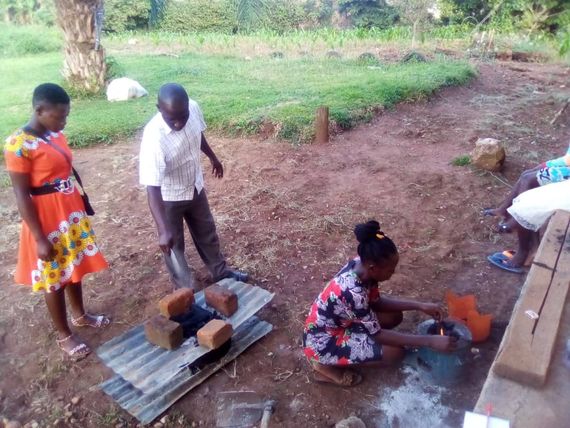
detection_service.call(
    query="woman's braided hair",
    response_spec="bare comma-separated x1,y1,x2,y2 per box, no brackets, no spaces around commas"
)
354,220,397,264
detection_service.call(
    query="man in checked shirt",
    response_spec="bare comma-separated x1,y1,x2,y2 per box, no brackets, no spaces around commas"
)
139,83,248,289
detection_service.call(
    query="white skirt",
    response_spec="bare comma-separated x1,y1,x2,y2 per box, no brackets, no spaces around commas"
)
507,179,570,231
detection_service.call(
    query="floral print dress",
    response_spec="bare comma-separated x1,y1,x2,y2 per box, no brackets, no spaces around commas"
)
4,129,108,292
303,259,383,365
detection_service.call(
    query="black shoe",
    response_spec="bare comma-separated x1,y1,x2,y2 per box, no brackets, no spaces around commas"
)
225,270,249,283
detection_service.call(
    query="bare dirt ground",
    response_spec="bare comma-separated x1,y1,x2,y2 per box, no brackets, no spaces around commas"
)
1,61,569,428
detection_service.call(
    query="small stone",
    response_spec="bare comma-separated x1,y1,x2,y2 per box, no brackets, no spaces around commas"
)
335,416,366,428
31,422,39,428
470,138,505,172
6,421,23,428
65,411,73,418
191,422,197,428
160,416,168,424
153,423,163,428
71,396,81,405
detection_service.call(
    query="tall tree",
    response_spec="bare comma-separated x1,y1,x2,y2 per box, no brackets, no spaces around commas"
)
54,0,106,94
389,0,434,47
51,0,289,93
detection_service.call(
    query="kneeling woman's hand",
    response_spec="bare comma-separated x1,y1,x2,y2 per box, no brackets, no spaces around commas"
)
419,302,444,320
428,335,458,353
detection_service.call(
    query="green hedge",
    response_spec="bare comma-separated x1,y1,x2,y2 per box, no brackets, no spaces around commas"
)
104,0,151,33
159,0,237,33
158,0,306,33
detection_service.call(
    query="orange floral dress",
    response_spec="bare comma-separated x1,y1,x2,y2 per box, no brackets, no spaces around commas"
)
4,129,108,292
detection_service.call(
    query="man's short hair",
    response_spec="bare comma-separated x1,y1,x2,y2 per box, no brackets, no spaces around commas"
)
32,83,70,107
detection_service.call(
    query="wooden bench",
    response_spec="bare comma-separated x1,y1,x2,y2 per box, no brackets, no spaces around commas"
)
475,210,570,427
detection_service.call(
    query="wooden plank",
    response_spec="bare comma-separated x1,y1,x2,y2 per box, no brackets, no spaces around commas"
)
528,227,570,385
474,296,570,428
493,265,553,383
532,210,570,270
494,211,570,386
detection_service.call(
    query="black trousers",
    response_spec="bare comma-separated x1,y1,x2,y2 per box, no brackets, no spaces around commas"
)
163,189,229,289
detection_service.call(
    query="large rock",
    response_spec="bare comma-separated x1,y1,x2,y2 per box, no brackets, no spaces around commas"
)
470,138,505,172
335,416,366,428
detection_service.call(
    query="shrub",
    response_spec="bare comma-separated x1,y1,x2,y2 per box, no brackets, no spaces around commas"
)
451,155,471,167
303,0,334,27
0,25,61,57
104,0,150,33
261,0,305,32
338,0,399,29
159,0,237,33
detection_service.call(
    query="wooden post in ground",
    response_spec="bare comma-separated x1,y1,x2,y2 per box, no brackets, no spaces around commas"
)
315,106,329,144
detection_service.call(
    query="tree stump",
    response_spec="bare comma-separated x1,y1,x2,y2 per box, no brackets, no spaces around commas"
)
315,106,329,144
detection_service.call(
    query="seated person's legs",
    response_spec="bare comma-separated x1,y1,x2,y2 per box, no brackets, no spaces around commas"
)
487,167,540,218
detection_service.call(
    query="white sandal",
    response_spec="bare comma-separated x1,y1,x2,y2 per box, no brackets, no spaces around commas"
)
71,313,111,328
56,335,91,361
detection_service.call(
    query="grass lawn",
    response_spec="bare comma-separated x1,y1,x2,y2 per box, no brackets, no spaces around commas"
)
0,51,475,146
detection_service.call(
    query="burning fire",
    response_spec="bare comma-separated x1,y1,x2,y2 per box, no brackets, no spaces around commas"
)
439,327,445,336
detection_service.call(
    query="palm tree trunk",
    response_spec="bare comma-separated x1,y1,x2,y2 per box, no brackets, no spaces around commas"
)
54,0,106,93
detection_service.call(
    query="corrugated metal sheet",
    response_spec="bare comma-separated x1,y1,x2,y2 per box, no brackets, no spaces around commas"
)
96,280,274,393
96,281,274,424
100,317,272,425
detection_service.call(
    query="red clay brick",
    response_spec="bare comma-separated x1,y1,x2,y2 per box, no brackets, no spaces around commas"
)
197,319,233,350
144,315,183,350
204,284,238,317
158,288,195,318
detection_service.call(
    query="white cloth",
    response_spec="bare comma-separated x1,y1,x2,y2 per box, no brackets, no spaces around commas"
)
106,77,148,101
139,100,206,201
507,179,570,231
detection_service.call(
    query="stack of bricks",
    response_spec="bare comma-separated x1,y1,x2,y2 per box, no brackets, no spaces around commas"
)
144,288,194,350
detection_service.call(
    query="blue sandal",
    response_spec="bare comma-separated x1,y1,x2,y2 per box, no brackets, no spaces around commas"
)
487,251,525,274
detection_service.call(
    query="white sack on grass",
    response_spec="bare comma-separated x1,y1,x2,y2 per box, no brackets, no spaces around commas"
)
507,179,570,231
106,77,148,102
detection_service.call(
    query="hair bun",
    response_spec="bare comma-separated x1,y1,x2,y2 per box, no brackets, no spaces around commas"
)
354,220,381,243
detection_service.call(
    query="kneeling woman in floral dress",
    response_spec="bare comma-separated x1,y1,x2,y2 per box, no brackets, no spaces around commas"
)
303,220,456,386
4,83,109,360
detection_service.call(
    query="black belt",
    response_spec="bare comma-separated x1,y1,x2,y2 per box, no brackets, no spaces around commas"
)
30,178,73,196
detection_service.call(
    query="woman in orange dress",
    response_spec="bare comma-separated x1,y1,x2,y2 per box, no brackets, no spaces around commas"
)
4,83,109,360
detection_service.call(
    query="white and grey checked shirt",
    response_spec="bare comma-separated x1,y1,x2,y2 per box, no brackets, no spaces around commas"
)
139,99,206,201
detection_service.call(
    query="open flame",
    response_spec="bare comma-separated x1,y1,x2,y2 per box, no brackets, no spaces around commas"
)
439,327,445,336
